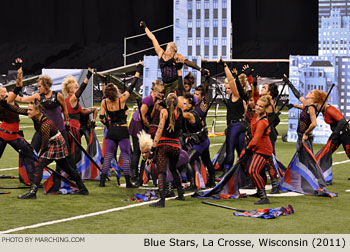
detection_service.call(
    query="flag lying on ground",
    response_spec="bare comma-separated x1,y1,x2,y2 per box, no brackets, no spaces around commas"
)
79,129,102,180
233,205,294,219
315,139,333,185
43,169,78,194
126,190,158,202
279,142,337,197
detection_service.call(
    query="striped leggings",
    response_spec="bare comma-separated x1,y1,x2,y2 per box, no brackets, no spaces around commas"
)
248,153,272,190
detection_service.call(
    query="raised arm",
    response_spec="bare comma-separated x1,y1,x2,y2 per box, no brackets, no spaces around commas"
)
140,21,164,58
184,58,210,77
221,57,239,98
120,61,143,103
69,68,93,106
7,58,23,104
283,75,307,106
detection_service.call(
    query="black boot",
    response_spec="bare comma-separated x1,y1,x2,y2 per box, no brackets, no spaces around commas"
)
270,177,280,194
184,163,197,191
18,184,38,199
99,173,107,187
254,189,270,205
73,180,89,195
135,161,145,187
131,167,139,182
125,175,138,188
175,185,185,201
150,189,165,208
165,182,175,198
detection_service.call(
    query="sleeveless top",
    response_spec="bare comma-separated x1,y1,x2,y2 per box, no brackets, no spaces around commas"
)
106,98,127,125
184,110,203,134
159,55,178,83
297,105,317,134
65,96,82,129
226,96,245,123
161,108,183,139
40,91,65,131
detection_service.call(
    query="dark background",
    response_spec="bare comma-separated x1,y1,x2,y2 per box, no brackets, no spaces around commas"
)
0,0,318,76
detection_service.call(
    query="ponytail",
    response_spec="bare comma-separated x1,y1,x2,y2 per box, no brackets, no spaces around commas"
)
166,93,178,132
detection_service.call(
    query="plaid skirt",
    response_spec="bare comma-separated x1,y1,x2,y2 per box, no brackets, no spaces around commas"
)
41,132,69,160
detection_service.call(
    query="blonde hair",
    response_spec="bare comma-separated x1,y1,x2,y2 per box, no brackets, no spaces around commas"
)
312,89,328,104
166,93,178,132
38,75,53,89
238,73,249,93
62,76,78,96
137,130,153,151
259,95,273,108
151,80,164,93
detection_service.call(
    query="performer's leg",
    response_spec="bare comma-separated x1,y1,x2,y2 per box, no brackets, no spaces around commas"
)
167,146,183,200
119,138,137,188
56,158,88,195
31,132,42,153
185,148,201,190
201,148,216,187
248,153,270,204
151,145,168,207
17,158,52,199
130,135,141,181
0,138,7,158
100,139,117,187
9,138,35,179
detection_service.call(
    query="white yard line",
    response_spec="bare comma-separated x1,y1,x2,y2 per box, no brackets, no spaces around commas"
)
336,151,345,155
0,192,194,234
333,160,350,165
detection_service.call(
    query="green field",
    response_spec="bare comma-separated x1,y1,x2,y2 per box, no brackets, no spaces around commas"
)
0,107,349,234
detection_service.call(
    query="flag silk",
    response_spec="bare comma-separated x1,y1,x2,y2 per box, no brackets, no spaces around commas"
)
192,152,252,199
18,154,32,186
279,142,337,197
79,129,102,180
315,139,333,185
233,205,294,219
193,158,207,190
212,141,226,171
43,169,78,194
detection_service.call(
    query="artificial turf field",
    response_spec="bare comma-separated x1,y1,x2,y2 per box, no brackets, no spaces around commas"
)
0,107,349,234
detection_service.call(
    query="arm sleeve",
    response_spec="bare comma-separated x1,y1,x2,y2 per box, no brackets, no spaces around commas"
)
127,77,139,94
184,59,201,71
235,76,248,101
39,122,51,156
177,75,184,96
5,103,28,115
248,120,266,150
75,82,88,98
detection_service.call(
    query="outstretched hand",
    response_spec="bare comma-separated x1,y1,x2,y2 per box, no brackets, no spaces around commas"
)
242,64,253,75
13,58,23,70
140,21,147,29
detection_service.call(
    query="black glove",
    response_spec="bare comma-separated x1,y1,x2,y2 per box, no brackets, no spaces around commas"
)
287,103,294,110
86,69,93,79
201,68,209,77
140,21,147,29
90,121,96,129
13,60,22,70
136,63,144,74
218,58,225,67
65,122,70,132
252,76,258,87
243,66,253,76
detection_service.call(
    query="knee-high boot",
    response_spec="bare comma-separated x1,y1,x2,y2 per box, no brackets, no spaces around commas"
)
270,177,280,194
